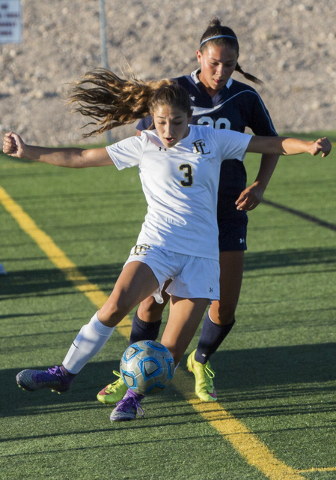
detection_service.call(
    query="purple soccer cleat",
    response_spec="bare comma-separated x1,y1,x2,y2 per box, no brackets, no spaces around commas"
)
16,366,76,393
110,388,145,421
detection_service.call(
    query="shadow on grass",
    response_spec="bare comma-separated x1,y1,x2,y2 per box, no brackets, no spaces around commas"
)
1,358,181,421
244,247,336,271
211,342,336,395
1,247,336,436
2,343,335,421
1,248,336,301
0,262,124,300
262,198,336,233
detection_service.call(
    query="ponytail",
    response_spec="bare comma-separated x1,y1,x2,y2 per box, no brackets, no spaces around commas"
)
235,62,263,86
68,69,173,137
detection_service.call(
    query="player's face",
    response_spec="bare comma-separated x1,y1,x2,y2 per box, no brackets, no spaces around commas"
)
196,44,238,95
153,105,191,148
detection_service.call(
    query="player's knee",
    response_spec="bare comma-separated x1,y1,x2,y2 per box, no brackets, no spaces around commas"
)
138,295,166,322
99,297,131,324
210,301,236,325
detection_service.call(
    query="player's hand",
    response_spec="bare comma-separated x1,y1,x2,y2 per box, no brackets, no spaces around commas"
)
235,182,265,211
308,137,332,157
3,132,26,158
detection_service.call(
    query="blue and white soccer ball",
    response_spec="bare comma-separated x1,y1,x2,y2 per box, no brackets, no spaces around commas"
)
120,340,175,395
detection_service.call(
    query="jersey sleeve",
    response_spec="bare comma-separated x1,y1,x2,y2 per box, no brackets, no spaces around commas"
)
213,129,252,162
105,134,145,170
136,116,153,131
246,92,278,136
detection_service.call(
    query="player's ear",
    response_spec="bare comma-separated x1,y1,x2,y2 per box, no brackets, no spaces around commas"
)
188,109,193,121
196,50,202,64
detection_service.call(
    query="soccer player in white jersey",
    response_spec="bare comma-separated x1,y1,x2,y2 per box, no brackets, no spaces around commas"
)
4,81,331,421
98,19,280,405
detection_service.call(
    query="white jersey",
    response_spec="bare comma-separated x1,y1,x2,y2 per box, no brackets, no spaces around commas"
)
106,125,251,260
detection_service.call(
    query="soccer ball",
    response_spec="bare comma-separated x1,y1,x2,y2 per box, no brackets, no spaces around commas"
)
120,340,175,395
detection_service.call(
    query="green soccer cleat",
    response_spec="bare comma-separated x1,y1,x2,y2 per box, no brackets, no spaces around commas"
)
97,370,128,405
187,350,217,402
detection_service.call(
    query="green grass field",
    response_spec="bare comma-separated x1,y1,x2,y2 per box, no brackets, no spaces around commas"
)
1,133,336,479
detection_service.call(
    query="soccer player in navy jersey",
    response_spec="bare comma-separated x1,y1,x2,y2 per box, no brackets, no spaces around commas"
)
97,19,281,405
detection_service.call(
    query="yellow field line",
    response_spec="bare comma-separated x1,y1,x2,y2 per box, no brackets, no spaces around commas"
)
188,399,305,479
299,467,336,473
0,185,133,331
0,184,306,479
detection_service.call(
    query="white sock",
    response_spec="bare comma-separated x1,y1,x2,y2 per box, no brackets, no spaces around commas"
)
62,312,115,374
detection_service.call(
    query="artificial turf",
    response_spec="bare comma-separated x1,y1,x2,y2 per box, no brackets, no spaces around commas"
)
0,134,335,479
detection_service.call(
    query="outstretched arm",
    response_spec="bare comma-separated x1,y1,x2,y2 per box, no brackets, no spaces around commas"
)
2,132,113,167
247,136,332,157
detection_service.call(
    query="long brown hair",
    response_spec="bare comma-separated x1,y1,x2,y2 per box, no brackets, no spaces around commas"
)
200,18,263,86
68,70,178,137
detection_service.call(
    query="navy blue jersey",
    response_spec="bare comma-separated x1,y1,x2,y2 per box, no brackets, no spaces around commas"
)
137,69,277,199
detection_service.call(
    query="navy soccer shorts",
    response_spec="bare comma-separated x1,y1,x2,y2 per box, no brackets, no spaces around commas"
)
217,196,248,252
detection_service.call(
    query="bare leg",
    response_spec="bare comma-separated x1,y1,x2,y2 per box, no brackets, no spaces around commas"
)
96,267,166,403
110,296,209,421
61,261,160,374
137,279,172,322
16,261,163,392
161,296,209,365
98,261,160,326
209,251,244,325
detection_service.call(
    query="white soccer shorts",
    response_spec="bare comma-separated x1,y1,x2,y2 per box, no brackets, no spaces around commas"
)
124,245,220,303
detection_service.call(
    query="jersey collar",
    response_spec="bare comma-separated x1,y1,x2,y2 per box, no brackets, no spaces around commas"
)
191,68,233,89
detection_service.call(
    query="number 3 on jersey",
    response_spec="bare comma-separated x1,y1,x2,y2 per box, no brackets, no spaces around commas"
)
179,164,193,187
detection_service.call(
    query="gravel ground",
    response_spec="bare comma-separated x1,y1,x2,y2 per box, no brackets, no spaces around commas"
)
1,0,336,146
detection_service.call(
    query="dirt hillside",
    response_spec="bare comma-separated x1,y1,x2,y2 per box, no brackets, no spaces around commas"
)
1,0,335,145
